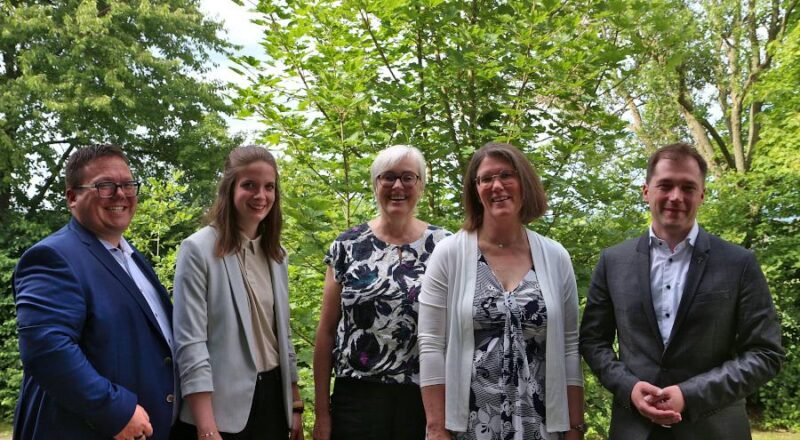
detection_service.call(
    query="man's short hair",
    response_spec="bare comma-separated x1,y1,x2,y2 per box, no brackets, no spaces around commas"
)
65,144,129,189
646,143,708,183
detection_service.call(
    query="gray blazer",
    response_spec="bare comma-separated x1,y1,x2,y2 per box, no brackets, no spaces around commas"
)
173,226,298,433
580,228,784,440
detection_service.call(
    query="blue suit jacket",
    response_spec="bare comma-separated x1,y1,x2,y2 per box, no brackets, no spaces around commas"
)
13,218,176,440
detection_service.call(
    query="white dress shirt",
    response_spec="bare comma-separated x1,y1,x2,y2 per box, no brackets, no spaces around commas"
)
648,222,699,346
101,237,174,351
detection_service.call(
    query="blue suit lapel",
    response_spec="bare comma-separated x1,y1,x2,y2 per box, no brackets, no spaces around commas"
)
130,249,173,316
666,228,711,350
69,218,170,347
635,233,666,352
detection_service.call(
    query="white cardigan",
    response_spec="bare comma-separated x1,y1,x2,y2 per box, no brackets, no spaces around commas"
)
418,228,582,433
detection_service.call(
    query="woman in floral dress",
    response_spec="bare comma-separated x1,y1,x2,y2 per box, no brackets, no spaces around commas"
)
419,142,585,440
313,145,450,440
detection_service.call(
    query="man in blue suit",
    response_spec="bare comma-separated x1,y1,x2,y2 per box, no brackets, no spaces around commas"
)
13,145,177,440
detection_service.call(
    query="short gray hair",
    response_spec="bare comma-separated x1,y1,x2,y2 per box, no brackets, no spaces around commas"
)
370,145,427,192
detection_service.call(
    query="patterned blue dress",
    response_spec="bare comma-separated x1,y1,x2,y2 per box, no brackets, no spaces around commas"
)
324,223,450,384
455,251,555,440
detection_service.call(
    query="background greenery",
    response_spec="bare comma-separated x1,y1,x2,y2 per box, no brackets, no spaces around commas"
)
0,0,797,438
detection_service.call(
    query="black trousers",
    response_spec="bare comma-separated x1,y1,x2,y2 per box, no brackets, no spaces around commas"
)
648,425,675,440
171,368,288,440
330,377,425,440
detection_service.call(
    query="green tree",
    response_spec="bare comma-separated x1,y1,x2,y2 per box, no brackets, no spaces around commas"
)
608,0,798,171
0,0,236,224
127,171,205,290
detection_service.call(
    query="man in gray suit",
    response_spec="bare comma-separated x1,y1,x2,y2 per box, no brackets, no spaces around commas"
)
580,143,784,440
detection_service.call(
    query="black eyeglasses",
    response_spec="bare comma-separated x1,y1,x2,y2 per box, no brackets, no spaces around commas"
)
377,172,420,188
474,170,518,188
74,181,141,198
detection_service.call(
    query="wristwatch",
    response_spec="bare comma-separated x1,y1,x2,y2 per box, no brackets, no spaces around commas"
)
570,422,587,433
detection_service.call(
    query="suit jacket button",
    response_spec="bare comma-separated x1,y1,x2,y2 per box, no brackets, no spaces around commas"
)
164,356,172,366
166,394,175,403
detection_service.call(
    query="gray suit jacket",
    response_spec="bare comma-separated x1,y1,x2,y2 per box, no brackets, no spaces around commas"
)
580,228,783,440
173,226,298,433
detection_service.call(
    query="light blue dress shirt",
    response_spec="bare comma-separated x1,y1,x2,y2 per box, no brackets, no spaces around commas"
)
100,237,174,352
648,222,699,346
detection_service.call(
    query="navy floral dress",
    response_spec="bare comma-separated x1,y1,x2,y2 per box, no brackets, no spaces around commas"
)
456,251,555,440
324,223,450,384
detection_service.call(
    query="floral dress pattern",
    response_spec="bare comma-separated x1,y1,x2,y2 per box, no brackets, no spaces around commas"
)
456,251,555,440
324,223,450,384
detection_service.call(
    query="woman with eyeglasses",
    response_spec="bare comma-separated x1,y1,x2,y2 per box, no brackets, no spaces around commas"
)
313,145,450,440
172,146,303,440
418,142,585,440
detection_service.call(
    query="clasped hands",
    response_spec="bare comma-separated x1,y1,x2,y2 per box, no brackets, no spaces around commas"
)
631,381,684,427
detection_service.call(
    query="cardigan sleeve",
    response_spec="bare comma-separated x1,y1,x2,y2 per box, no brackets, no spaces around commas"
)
560,248,583,387
418,240,450,387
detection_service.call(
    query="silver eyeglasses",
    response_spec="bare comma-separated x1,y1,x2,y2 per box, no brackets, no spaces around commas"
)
474,170,518,188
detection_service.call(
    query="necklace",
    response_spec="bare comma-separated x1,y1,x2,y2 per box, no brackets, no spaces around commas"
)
480,227,525,250
480,238,511,249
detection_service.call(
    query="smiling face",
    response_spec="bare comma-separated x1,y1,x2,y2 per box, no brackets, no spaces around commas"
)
643,156,705,242
475,155,521,223
67,156,137,246
375,155,422,219
233,160,277,239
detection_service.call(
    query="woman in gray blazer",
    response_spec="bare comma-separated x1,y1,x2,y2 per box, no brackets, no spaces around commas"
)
172,146,303,440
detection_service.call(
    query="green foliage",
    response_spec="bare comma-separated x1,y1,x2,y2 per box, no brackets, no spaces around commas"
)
582,363,613,440
0,0,236,222
128,172,204,291
0,254,21,422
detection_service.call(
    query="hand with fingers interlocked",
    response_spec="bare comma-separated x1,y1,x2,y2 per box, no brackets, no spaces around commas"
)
631,381,683,427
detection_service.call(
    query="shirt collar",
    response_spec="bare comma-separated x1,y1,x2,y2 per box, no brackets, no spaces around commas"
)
239,233,262,253
648,222,699,248
99,236,133,256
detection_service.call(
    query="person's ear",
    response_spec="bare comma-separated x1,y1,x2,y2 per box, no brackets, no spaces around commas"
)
66,188,77,210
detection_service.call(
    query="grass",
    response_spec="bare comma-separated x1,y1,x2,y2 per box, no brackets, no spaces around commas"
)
753,431,800,440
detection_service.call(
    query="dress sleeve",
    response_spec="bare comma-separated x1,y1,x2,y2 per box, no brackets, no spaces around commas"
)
324,239,347,283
